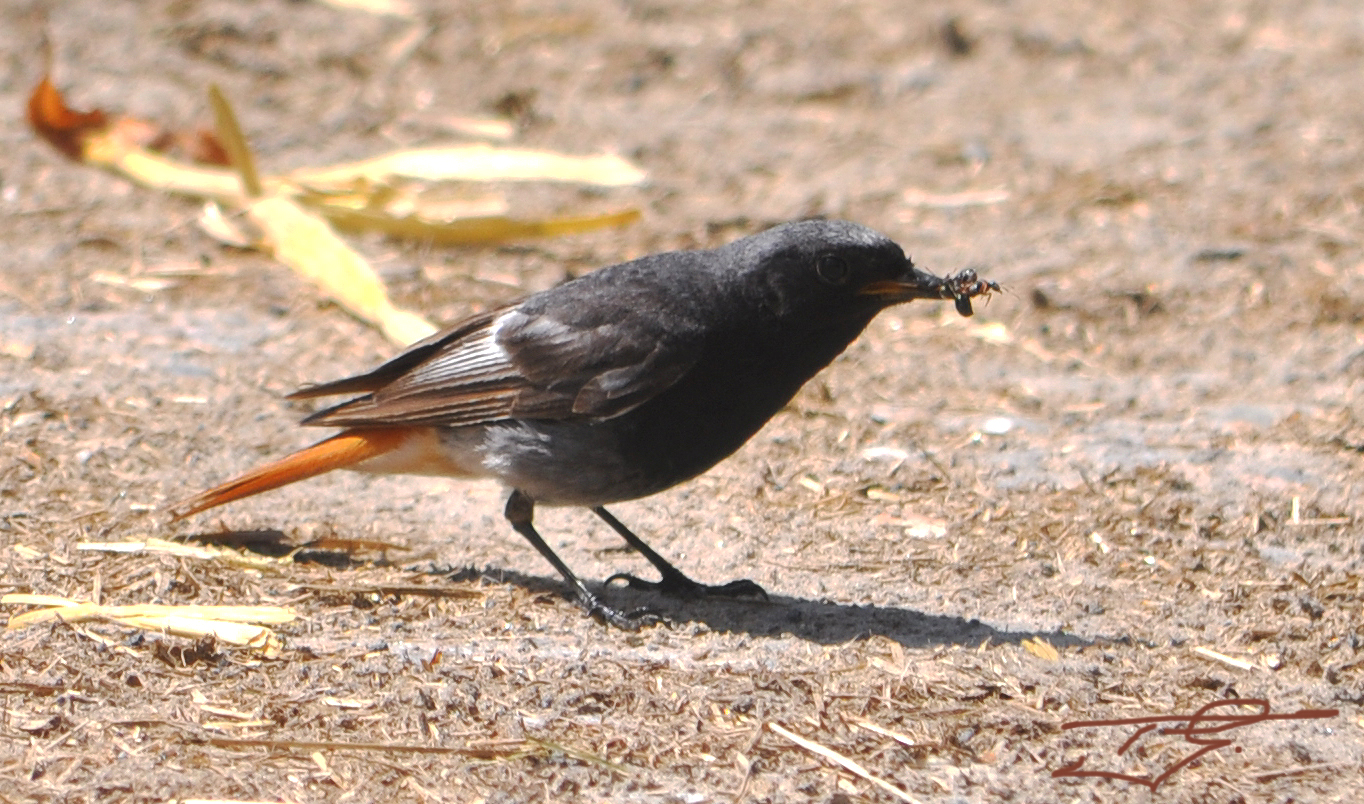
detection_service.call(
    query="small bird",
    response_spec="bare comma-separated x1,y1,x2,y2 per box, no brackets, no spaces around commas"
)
173,220,998,627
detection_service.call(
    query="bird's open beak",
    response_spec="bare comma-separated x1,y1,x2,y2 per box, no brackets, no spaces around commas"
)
858,263,1001,317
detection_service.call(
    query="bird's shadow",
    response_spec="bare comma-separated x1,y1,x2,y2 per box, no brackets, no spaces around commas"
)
453,566,1095,650
188,530,1096,650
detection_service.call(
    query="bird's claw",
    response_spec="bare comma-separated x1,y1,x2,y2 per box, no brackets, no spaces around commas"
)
581,596,664,630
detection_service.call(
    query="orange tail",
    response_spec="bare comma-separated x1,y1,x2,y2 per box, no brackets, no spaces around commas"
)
171,428,410,520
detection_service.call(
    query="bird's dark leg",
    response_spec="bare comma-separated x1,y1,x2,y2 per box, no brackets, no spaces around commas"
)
593,506,768,601
503,490,658,629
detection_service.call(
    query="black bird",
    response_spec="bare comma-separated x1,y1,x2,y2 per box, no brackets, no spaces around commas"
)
174,220,998,627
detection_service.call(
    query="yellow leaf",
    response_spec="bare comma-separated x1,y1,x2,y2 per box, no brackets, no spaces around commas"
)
1021,637,1060,662
82,134,249,202
248,196,438,345
317,0,416,18
292,144,646,188
322,205,642,245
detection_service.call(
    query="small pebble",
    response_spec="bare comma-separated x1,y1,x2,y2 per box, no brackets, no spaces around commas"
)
982,416,1013,435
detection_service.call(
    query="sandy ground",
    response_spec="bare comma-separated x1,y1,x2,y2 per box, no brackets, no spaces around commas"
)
2,1,1362,801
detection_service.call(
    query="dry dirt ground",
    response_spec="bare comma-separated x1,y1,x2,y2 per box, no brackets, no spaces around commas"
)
3,1,1363,802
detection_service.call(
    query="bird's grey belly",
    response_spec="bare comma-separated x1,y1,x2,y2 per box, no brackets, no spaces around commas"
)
441,420,679,506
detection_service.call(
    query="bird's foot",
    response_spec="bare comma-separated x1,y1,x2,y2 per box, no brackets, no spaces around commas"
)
606,571,769,601
578,592,664,630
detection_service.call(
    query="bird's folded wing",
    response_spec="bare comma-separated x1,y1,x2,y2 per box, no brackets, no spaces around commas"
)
295,305,702,428
287,310,501,401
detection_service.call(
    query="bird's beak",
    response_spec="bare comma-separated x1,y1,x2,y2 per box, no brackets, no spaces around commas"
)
858,263,1000,317
858,267,948,304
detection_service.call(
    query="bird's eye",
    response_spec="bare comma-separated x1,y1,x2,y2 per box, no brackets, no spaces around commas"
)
816,254,852,286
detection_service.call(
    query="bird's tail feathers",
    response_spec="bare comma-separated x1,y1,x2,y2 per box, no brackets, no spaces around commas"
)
169,428,408,520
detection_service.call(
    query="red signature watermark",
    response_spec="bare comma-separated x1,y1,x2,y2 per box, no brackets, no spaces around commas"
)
1052,698,1338,790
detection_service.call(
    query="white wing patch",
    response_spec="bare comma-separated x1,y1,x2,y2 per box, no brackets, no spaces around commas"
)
380,313,519,397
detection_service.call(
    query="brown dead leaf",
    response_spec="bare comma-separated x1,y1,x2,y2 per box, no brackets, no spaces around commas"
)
28,76,229,166
26,75,107,159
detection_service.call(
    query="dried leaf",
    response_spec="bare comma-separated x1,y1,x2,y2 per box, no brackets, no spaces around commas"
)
198,201,258,248
291,144,646,188
2,595,296,625
440,116,516,142
26,75,643,347
207,83,262,196
26,75,107,159
2,596,293,657
124,615,281,655
27,76,228,167
82,136,248,200
75,537,286,570
248,196,437,345
1021,637,1060,662
318,0,417,18
322,205,642,245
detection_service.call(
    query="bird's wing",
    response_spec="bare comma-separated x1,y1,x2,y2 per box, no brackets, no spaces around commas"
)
287,310,501,401
295,302,702,428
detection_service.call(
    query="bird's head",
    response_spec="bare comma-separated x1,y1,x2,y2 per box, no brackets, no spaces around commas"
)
731,220,997,323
